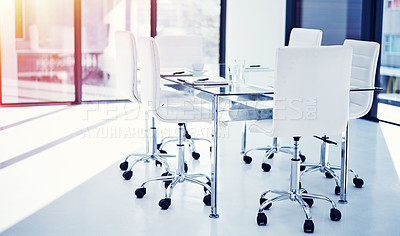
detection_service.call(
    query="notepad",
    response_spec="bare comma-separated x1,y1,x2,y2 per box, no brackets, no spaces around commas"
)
160,68,193,77
176,76,229,86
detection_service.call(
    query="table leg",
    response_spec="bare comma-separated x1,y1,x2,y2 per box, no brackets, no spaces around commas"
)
339,123,349,204
241,121,247,154
210,95,220,218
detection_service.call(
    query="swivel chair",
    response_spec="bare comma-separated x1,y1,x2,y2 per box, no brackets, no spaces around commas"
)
254,46,351,233
242,28,323,171
155,35,210,159
114,31,194,180
134,36,213,210
300,39,380,194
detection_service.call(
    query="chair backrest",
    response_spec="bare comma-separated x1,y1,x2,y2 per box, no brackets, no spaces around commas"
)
288,28,323,47
272,46,352,137
343,39,380,119
114,31,140,103
155,35,203,68
137,36,161,115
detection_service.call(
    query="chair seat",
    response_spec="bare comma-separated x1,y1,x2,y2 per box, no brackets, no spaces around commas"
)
249,119,273,135
156,90,212,123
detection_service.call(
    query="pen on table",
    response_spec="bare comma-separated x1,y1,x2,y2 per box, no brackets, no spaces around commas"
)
177,78,186,82
173,71,185,75
196,78,209,82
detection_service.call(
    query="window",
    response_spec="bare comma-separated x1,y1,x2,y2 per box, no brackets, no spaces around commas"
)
1,0,75,103
0,0,224,105
377,0,400,125
291,0,363,45
81,0,151,101
156,0,221,64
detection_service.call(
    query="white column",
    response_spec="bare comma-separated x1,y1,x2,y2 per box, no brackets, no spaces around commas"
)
226,0,286,68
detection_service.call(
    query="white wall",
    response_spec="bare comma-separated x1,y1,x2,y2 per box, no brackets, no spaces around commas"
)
226,0,286,68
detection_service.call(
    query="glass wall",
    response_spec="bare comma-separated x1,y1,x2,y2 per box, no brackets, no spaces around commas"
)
1,0,75,103
377,0,400,125
1,0,222,104
157,0,220,64
81,0,150,101
295,0,363,45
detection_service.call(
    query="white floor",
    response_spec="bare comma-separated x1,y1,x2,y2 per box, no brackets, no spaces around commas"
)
0,103,399,236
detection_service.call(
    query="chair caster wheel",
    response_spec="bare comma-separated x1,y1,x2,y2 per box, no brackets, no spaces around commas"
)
204,181,211,192
330,208,342,221
300,165,306,171
184,163,188,173
353,177,364,188
303,219,314,233
119,161,128,171
267,153,274,159
299,154,306,162
304,198,314,208
325,172,334,178
159,198,171,210
261,163,271,172
257,213,268,226
335,186,341,195
243,155,252,164
203,194,211,206
159,149,167,154
192,152,200,160
122,170,133,180
155,160,162,167
161,172,172,177
135,187,146,198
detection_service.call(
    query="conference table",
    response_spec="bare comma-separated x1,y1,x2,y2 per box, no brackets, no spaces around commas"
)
161,64,377,218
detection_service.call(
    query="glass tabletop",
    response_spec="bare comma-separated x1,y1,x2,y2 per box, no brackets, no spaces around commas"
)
159,64,381,122
160,64,275,122
161,64,274,96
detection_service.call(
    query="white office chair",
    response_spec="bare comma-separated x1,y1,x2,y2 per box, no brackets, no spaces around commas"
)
154,35,210,160
300,39,380,194
133,36,213,210
114,31,191,180
155,35,203,69
288,28,323,47
254,46,351,233
242,27,323,171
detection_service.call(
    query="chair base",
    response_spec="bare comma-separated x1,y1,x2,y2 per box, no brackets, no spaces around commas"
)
157,123,211,160
120,153,173,180
119,116,174,180
243,137,305,172
135,123,212,210
135,172,212,209
256,137,341,233
158,136,211,160
300,136,364,195
257,189,341,233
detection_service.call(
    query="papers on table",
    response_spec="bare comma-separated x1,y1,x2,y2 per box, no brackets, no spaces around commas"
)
175,76,229,86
